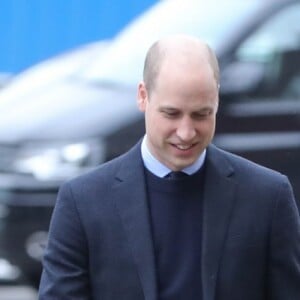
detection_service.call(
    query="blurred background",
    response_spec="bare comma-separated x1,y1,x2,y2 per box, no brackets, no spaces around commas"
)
0,0,156,73
0,1,157,298
0,0,299,299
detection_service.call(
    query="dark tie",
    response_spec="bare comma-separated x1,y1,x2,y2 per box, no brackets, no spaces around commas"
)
165,171,188,180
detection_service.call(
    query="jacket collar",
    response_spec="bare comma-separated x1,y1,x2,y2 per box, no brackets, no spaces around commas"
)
201,145,237,300
112,142,158,300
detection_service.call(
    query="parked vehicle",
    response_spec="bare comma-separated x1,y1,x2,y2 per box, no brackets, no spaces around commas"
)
0,0,299,287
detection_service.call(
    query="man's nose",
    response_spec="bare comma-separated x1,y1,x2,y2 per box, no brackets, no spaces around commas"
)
176,119,196,141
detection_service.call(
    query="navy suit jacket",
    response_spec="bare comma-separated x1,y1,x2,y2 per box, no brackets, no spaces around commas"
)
39,143,300,300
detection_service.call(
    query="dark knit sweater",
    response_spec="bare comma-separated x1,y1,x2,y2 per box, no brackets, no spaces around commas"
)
145,167,205,300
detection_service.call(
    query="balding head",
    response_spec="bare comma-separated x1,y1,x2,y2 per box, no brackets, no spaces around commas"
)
143,35,219,95
137,35,219,171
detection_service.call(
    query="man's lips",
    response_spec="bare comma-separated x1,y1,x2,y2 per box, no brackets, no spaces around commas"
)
171,143,197,151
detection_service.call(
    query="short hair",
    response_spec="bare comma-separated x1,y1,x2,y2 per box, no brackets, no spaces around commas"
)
143,38,220,95
143,40,163,95
205,44,220,88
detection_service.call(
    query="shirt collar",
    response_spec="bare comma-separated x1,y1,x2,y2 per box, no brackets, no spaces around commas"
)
141,135,206,178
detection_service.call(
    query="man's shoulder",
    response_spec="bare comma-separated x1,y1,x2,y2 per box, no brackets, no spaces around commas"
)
64,142,141,190
208,144,287,184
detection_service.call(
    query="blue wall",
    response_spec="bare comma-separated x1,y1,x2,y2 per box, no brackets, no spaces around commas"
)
0,0,156,73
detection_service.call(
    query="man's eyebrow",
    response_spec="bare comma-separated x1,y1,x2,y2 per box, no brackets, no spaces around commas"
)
159,106,179,112
195,107,214,113
159,105,216,113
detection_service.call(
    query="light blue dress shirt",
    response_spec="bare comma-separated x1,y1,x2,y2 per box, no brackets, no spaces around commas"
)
141,135,206,178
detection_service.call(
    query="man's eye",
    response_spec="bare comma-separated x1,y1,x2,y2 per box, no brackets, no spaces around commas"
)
163,111,179,118
194,111,212,119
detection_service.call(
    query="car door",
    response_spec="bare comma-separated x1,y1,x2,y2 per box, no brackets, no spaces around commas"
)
215,1,300,204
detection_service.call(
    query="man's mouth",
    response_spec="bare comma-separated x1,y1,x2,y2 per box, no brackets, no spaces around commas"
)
172,144,195,151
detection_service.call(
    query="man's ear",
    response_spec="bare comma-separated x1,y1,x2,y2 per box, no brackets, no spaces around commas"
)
137,81,148,112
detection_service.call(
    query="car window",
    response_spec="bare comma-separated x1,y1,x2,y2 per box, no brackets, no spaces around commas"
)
235,2,300,99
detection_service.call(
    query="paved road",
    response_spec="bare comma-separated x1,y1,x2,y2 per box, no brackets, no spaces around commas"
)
0,286,37,300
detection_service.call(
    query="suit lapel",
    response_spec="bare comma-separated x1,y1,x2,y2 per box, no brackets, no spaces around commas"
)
202,145,237,300
112,144,157,300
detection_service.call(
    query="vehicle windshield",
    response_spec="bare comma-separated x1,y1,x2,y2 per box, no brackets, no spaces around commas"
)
79,0,262,87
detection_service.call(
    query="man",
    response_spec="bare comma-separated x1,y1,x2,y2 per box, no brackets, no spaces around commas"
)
39,35,300,299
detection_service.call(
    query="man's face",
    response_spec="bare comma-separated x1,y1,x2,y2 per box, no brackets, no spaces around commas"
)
138,59,219,171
